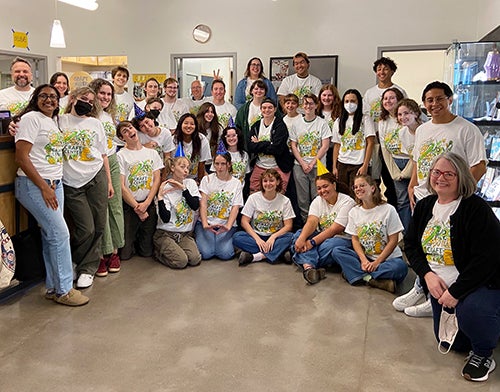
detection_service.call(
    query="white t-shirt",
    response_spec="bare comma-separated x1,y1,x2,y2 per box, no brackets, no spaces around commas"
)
289,116,332,165
117,146,164,202
162,98,189,123
422,198,461,287
15,111,63,180
331,115,376,165
157,178,200,233
308,192,356,232
277,74,322,111
199,173,244,226
247,102,262,128
183,96,207,115
241,192,295,236
59,114,106,188
283,114,302,134
213,101,237,128
59,95,69,114
255,119,277,169
115,91,135,123
210,150,251,184
363,84,407,123
378,116,408,159
0,86,34,116
138,126,175,158
412,116,487,200
157,108,177,131
175,134,211,179
346,203,403,260
399,126,416,157
322,110,335,131
99,111,117,156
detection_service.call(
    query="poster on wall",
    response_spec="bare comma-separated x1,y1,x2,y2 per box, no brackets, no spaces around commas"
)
132,73,167,101
12,29,29,50
269,55,338,91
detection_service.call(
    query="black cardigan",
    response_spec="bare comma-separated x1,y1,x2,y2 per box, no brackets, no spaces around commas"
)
404,194,500,300
247,116,294,173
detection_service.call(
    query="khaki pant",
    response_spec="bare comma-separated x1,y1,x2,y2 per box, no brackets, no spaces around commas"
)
153,230,201,269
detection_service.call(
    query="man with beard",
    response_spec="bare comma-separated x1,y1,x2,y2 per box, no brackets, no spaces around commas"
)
0,57,35,116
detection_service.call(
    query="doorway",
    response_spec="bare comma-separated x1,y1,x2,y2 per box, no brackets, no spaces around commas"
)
171,53,236,103
0,50,47,89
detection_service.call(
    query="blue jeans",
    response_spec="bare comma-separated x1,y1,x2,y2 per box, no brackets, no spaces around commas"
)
233,231,293,263
194,221,236,260
430,286,500,357
291,230,351,268
393,158,411,232
15,176,73,295
331,245,408,285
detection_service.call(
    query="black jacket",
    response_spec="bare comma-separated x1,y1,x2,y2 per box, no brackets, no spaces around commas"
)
404,194,500,300
247,116,294,173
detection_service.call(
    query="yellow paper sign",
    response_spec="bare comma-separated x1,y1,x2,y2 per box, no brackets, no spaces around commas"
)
12,30,29,50
69,71,93,91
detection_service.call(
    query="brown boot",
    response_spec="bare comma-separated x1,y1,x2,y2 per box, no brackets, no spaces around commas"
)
368,278,396,293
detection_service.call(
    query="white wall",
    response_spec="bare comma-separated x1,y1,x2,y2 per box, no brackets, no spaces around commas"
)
0,0,494,98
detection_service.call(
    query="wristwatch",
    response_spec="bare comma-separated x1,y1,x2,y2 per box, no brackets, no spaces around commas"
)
310,239,317,247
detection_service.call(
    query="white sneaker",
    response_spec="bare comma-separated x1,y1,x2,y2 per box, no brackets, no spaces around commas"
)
392,286,426,311
404,298,433,317
76,273,94,289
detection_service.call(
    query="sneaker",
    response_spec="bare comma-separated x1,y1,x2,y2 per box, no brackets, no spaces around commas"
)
368,278,396,293
108,253,121,273
404,298,433,317
238,252,253,266
392,287,426,311
55,288,89,307
281,251,292,264
462,352,496,382
303,268,319,284
96,257,109,277
76,273,94,289
318,268,326,280
45,290,56,300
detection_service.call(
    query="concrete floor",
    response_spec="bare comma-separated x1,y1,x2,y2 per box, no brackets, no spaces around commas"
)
0,256,498,392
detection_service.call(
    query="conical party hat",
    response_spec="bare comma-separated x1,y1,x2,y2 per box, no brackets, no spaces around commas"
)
227,115,235,128
174,143,186,158
134,103,146,119
216,139,228,155
316,159,329,176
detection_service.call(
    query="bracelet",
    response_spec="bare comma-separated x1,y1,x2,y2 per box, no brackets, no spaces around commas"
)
310,239,317,247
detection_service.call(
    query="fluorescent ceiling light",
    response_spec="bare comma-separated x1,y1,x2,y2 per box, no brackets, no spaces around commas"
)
58,0,99,11
50,19,66,48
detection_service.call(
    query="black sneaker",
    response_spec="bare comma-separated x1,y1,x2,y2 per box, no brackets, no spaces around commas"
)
303,268,319,284
238,252,253,266
461,352,496,382
281,250,292,264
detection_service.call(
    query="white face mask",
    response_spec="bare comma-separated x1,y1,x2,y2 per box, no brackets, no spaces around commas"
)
437,308,459,354
344,102,358,114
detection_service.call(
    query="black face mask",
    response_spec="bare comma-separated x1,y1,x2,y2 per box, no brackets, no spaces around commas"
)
149,109,160,119
74,99,93,116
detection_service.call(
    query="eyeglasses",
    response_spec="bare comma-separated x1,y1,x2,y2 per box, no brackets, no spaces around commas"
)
352,183,368,190
424,96,448,105
303,101,316,107
430,169,457,180
38,93,58,101
250,63,261,67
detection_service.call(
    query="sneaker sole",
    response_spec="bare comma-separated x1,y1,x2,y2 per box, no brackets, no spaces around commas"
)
462,359,496,382
95,271,108,277
108,268,120,273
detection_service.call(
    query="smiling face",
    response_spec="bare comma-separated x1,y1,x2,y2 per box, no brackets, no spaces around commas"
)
97,84,113,110
119,123,139,144
224,128,238,148
320,89,334,109
260,102,276,120
293,56,309,77
165,82,178,99
145,80,159,99
204,106,215,123
353,177,375,203
429,158,459,200
113,71,128,89
382,90,398,113
261,174,279,193
303,97,317,116
37,86,59,117
316,179,336,202
138,117,156,136
375,64,394,85
53,75,68,97
191,80,203,100
248,59,262,79
284,99,299,115
397,105,418,127
181,116,196,138
11,61,32,90
211,82,225,103
251,84,266,99
423,88,452,121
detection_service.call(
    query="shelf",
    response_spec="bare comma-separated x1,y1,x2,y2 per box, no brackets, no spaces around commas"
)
474,120,500,126
454,80,500,88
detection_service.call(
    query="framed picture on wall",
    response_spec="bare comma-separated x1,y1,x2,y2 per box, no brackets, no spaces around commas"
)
269,55,339,92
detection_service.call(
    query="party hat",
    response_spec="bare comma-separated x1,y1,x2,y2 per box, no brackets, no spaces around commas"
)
216,139,228,155
316,159,329,176
134,103,146,119
227,115,235,128
174,143,186,158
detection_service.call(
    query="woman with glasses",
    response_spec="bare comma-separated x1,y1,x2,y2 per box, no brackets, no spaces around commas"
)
331,174,407,293
14,84,89,306
404,152,500,383
234,57,277,110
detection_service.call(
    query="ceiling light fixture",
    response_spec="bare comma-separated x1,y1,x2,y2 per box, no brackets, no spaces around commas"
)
58,0,99,11
50,19,66,48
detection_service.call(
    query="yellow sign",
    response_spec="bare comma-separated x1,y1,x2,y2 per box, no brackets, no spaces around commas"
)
69,71,93,91
132,73,167,100
12,30,29,50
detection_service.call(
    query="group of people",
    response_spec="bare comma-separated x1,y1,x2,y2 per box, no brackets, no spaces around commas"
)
1,53,498,383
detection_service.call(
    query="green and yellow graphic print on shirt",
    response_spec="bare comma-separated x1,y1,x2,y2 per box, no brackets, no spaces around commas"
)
102,120,116,150
186,152,200,176
357,220,386,256
7,101,28,116
127,159,154,192
116,103,129,122
421,218,455,266
340,126,365,153
174,198,194,228
294,86,313,109
383,126,403,156
298,130,321,159
62,129,96,161
370,99,382,123
218,113,231,128
258,134,273,159
318,211,338,232
417,138,453,181
207,190,234,220
232,160,247,183
44,130,65,165
253,209,283,234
